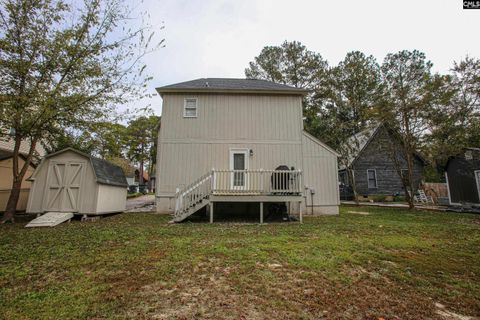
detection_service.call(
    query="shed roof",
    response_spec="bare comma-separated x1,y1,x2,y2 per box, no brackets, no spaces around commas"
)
41,148,128,187
156,78,308,95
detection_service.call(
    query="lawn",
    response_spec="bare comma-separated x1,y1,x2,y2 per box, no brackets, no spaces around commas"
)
1,206,479,319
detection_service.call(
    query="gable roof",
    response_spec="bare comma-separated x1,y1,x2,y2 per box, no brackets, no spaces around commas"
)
0,149,35,165
0,135,47,158
341,125,381,168
35,148,128,187
0,149,13,161
156,78,308,95
340,124,426,169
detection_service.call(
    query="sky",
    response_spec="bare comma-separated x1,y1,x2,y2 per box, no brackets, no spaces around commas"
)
129,0,480,116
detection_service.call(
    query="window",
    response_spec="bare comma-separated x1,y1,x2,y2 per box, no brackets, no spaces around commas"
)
401,169,409,183
184,98,197,118
367,169,377,189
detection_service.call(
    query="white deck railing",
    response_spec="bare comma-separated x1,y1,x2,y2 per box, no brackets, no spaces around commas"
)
174,169,303,220
211,169,302,195
174,172,212,220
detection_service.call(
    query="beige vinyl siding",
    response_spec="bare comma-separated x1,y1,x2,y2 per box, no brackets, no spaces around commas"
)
0,157,35,211
157,93,303,196
301,133,340,209
156,92,339,215
158,142,303,194
160,94,303,142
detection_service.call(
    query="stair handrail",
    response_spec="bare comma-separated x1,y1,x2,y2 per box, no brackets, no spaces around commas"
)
174,171,213,220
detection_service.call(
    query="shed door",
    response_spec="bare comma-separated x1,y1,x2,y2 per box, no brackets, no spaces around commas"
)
45,162,84,212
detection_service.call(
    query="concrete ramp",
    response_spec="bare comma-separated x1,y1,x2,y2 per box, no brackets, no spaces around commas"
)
25,212,74,228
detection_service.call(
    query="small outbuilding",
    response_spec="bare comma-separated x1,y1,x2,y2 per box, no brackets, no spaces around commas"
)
445,148,480,206
27,148,128,216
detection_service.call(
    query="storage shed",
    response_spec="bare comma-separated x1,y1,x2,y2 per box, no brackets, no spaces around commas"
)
26,148,128,216
445,148,480,206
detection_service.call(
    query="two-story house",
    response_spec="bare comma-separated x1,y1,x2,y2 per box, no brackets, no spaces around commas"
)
155,78,339,222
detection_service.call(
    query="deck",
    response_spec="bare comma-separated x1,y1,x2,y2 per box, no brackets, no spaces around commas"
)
174,169,304,223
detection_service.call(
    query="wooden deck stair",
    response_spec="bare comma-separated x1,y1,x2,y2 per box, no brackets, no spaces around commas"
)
173,172,212,222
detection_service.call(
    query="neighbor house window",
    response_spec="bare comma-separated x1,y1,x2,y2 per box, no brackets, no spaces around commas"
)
367,169,377,188
184,98,197,118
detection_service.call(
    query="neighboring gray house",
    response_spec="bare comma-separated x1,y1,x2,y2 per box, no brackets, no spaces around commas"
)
27,148,127,216
338,125,425,200
155,78,340,222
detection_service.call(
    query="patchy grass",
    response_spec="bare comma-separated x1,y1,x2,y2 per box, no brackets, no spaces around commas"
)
1,206,479,319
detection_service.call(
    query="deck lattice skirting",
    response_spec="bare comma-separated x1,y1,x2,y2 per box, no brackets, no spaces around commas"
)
173,169,304,223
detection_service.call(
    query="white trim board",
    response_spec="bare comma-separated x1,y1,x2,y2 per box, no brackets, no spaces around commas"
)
183,98,198,118
229,148,249,190
475,170,480,202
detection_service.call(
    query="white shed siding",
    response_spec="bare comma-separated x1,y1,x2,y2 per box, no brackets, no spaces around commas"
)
27,151,97,214
301,133,340,215
95,184,127,214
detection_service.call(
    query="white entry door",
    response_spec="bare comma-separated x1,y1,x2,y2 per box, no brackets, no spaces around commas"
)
44,162,84,212
229,149,249,190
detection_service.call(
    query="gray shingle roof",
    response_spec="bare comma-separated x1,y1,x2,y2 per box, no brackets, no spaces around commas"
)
156,78,308,94
0,149,13,161
90,157,128,187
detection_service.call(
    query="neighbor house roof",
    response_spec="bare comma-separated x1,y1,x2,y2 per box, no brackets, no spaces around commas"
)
156,78,308,95
339,124,426,170
35,148,128,187
0,135,47,158
0,149,13,161
339,125,381,169
0,149,33,164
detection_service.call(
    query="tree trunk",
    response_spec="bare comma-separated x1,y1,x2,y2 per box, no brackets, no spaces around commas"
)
1,136,38,223
347,168,359,205
2,178,23,223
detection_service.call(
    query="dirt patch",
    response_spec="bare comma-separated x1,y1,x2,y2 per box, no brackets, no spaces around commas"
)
123,261,446,319
435,303,477,320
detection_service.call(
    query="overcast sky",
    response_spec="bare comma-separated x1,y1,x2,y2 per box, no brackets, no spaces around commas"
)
131,0,480,115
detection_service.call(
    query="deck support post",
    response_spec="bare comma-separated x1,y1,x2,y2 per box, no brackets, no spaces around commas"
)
260,202,263,224
299,201,303,224
209,202,214,223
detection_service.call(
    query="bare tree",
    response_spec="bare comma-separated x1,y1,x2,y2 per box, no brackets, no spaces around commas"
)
0,0,163,222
